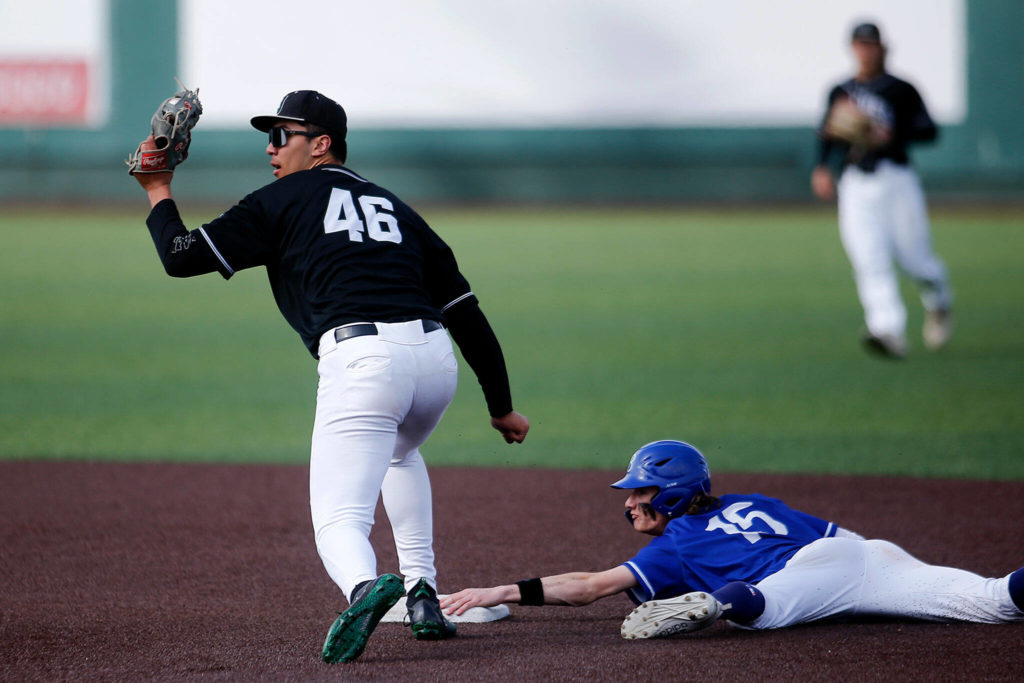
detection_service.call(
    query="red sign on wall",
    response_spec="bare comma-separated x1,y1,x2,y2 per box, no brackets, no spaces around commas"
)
0,60,90,126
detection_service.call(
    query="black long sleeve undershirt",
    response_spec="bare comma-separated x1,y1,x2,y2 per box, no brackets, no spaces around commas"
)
146,198,224,277
443,300,514,418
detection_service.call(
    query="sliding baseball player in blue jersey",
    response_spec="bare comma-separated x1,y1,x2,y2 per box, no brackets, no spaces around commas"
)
442,441,1024,636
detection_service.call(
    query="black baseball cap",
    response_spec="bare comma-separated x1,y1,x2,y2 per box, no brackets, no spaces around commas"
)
250,90,347,143
851,22,882,44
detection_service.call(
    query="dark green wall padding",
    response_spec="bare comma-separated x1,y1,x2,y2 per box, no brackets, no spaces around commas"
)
1,0,1021,205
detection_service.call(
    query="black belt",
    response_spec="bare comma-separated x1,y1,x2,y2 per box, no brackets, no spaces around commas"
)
334,319,443,343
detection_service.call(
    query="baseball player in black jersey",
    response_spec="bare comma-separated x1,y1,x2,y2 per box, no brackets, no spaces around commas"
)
812,22,953,359
132,90,530,663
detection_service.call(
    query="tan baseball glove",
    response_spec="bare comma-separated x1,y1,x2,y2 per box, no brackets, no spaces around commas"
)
126,81,203,175
823,98,874,148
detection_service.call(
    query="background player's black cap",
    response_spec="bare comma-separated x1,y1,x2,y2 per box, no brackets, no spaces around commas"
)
851,22,882,44
250,90,348,143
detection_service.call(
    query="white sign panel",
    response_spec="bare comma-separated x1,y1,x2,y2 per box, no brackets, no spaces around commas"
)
0,0,109,127
184,0,964,129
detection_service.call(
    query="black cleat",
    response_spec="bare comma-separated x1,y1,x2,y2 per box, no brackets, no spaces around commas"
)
861,332,907,360
406,578,457,640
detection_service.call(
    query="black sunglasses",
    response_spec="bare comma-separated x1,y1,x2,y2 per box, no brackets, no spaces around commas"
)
269,127,320,148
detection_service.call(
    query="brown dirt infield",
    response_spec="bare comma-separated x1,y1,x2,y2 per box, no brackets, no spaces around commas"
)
1,461,1021,681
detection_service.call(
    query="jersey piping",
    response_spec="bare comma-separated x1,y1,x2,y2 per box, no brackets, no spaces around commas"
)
198,227,235,276
442,291,475,312
323,166,369,183
623,561,656,602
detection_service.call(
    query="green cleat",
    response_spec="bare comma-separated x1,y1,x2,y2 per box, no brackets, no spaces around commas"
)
321,574,404,663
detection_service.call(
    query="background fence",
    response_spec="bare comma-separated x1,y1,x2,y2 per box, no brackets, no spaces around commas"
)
1,0,1022,205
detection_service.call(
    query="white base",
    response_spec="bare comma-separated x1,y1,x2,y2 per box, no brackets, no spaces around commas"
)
380,596,510,623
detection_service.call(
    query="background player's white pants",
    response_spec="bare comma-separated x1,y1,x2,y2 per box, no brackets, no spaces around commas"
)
750,537,1022,628
309,320,458,601
837,161,952,339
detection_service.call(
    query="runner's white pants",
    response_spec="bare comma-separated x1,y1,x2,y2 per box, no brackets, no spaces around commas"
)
837,161,952,338
750,537,1022,628
309,320,457,601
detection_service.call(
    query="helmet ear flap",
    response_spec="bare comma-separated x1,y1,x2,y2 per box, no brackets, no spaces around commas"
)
655,493,688,518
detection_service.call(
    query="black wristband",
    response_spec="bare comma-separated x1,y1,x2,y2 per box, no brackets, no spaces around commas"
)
516,578,544,606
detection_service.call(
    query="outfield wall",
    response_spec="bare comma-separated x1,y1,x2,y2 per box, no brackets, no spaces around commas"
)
1,0,1022,205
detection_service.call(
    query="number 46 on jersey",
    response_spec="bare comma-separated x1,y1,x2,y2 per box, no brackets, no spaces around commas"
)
323,188,403,244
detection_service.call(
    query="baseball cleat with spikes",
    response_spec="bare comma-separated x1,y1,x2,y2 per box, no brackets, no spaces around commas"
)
322,574,404,663
406,578,457,640
620,591,723,639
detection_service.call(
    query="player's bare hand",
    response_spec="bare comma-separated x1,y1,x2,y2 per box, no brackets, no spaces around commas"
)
132,135,174,202
440,587,509,616
811,166,836,202
491,411,529,444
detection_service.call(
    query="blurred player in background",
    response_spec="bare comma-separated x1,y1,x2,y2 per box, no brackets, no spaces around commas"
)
441,440,1024,637
811,22,953,360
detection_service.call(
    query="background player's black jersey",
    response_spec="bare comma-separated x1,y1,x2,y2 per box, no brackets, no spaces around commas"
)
817,73,938,173
147,165,475,357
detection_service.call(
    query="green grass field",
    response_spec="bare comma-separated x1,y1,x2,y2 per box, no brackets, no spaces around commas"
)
2,205,1022,478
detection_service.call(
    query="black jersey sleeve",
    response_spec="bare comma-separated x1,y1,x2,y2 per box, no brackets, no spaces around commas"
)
893,81,938,145
146,198,230,278
146,194,280,280
196,190,281,277
416,216,475,311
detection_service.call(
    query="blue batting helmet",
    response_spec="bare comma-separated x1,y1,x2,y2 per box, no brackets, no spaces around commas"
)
610,440,711,518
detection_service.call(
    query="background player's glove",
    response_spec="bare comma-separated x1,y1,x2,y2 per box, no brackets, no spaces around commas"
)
126,82,203,175
823,98,874,148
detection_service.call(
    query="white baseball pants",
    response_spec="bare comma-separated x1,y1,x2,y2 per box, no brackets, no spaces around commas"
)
750,537,1022,628
837,161,952,339
309,320,458,601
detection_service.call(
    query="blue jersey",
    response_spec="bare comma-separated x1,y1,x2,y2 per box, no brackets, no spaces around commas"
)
623,494,839,604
